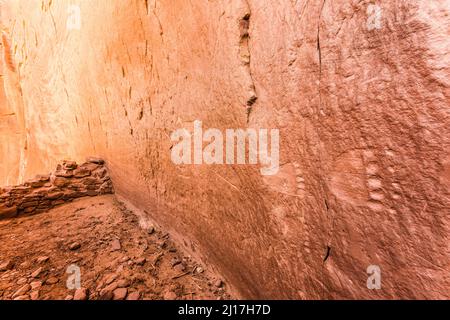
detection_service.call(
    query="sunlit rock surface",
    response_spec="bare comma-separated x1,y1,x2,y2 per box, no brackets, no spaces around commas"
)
1,0,449,299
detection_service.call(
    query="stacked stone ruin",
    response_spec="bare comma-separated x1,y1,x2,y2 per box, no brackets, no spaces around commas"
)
0,158,114,219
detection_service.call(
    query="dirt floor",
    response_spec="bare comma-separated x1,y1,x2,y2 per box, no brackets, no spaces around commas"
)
0,195,232,300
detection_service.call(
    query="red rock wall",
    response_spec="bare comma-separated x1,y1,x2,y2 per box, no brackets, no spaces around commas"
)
0,1,449,299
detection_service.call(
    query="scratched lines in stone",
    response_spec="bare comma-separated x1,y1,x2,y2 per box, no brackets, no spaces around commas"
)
367,4,382,31
67,5,81,31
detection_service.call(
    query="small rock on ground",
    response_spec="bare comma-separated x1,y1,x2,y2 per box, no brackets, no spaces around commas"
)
126,291,140,300
69,242,81,250
113,288,127,300
30,291,40,300
111,239,121,251
163,291,177,300
74,288,89,300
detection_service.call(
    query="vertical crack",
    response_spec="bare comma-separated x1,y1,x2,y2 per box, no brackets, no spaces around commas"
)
317,0,329,299
239,2,257,123
1,32,16,72
317,0,326,115
144,0,149,15
323,246,331,262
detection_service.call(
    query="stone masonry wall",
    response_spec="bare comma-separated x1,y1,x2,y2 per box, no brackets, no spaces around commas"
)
0,158,113,219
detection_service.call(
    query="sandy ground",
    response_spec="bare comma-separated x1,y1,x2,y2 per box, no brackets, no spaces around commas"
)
0,195,231,300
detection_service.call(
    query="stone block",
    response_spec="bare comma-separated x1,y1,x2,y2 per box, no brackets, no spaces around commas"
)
81,177,98,186
19,201,39,209
46,191,63,200
73,168,91,178
55,170,74,178
62,160,78,170
0,205,18,218
86,157,104,164
51,176,69,187
52,200,65,206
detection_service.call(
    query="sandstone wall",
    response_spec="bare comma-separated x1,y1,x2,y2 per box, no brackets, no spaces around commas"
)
0,158,113,219
0,1,449,299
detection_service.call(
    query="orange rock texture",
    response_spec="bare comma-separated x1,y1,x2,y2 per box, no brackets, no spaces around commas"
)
0,1,449,299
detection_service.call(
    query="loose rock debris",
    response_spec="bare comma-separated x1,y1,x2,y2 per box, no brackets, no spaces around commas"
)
0,195,231,300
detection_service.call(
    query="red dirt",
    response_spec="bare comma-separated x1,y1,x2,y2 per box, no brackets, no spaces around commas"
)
0,195,231,300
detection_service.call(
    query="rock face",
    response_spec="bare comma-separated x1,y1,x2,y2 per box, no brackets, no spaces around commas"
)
0,159,113,219
0,1,449,299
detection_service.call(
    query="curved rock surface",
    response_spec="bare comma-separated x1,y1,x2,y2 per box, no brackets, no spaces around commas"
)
1,1,449,299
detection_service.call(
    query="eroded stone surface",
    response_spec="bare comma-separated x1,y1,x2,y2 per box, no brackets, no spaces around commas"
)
0,1,449,299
